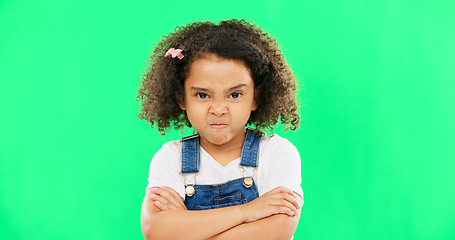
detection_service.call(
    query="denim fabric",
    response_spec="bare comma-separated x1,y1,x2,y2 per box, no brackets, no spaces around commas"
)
181,133,200,174
181,128,262,210
240,129,261,167
185,178,259,210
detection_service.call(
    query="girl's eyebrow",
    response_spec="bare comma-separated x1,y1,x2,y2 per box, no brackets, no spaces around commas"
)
190,84,248,92
228,84,247,92
190,87,210,92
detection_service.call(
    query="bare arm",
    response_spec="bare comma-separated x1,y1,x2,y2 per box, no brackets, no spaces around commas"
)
141,188,245,240
208,193,303,240
208,214,300,240
141,186,301,240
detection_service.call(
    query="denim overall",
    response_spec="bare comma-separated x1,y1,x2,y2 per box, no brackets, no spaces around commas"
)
181,128,262,210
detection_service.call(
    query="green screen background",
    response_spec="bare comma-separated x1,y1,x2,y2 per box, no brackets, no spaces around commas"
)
1,0,454,239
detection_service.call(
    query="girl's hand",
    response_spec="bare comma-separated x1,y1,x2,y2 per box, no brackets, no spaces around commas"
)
238,186,301,223
149,186,187,211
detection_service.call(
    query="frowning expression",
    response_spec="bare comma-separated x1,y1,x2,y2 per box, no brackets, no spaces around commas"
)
179,55,258,150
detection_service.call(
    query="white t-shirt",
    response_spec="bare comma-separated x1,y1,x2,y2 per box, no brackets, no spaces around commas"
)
146,134,303,203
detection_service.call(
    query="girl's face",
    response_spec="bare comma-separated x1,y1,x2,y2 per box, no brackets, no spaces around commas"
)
179,55,257,150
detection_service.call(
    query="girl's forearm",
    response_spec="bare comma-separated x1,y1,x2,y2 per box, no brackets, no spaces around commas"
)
141,197,245,240
208,213,300,240
141,186,301,240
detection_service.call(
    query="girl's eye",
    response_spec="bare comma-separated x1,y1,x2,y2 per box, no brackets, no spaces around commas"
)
229,92,242,99
196,93,209,99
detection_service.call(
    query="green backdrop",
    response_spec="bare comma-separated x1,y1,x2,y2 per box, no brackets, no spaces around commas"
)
1,0,454,239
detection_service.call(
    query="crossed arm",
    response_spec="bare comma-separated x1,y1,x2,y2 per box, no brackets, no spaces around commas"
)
140,186,302,240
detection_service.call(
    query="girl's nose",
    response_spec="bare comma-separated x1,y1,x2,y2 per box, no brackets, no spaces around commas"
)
209,100,228,116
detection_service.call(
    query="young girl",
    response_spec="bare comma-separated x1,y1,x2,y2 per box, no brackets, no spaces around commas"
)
137,19,303,240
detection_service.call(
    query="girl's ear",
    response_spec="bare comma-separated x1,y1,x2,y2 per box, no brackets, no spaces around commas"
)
252,87,260,111
178,101,186,110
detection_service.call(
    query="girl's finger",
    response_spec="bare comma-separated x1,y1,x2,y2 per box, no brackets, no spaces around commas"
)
148,187,160,198
154,200,169,211
150,193,169,206
267,186,294,198
279,192,300,210
293,191,303,207
151,193,183,210
154,188,182,209
160,186,186,209
270,198,299,216
275,205,296,217
269,188,300,210
152,188,185,210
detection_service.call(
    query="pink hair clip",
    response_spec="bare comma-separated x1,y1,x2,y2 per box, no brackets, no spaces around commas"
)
164,48,184,60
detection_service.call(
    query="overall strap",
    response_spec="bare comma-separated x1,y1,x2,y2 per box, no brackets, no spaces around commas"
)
180,134,200,174
240,128,262,168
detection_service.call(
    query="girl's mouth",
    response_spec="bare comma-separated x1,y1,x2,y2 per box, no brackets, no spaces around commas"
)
210,124,228,129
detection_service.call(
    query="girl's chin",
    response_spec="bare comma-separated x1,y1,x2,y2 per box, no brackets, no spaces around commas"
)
203,134,231,146
210,137,230,146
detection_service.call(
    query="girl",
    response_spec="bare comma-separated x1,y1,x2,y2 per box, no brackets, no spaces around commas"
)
137,19,303,240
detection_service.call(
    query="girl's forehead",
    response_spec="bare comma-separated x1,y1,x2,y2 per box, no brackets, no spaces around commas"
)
187,54,251,75
184,56,253,90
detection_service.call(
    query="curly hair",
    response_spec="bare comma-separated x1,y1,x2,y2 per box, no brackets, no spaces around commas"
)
137,19,300,135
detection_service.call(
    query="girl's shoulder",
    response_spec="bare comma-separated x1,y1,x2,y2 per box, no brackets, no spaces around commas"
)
153,140,181,159
161,139,181,149
260,134,298,151
258,134,301,173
